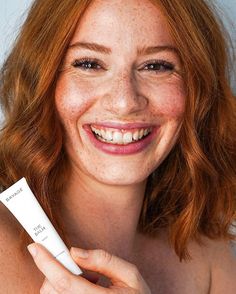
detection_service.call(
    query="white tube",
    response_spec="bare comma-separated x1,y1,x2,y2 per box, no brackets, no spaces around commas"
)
0,178,82,275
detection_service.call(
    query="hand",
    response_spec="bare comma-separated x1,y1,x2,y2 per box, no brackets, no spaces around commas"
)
27,243,152,293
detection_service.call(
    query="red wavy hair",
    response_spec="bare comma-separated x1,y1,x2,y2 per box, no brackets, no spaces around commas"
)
0,0,235,260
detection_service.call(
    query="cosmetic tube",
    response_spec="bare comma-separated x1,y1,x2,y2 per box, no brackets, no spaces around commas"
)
0,177,82,275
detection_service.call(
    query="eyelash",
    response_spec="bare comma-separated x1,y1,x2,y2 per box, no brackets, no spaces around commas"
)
72,58,103,71
141,59,175,72
72,58,175,73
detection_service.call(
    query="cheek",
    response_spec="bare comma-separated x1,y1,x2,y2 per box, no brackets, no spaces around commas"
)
55,73,185,123
147,80,185,119
54,75,97,122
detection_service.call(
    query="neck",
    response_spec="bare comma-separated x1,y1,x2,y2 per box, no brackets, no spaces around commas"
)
59,169,147,261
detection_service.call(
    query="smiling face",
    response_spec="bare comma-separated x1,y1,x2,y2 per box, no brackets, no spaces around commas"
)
55,0,185,186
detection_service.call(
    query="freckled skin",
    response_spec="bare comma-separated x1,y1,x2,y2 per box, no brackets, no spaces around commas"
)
55,0,185,185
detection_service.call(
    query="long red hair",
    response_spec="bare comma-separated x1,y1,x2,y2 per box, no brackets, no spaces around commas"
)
0,0,235,260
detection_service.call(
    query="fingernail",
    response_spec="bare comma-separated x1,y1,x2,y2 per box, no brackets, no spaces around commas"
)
71,247,89,259
27,243,37,258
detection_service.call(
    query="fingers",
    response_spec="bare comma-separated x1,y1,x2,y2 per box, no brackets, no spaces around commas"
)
40,279,58,294
70,247,146,289
27,243,106,294
27,243,151,294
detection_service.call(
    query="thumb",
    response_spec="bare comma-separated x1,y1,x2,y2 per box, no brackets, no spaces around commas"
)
70,247,143,288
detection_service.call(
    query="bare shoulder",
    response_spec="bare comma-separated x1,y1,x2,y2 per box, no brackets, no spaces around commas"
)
137,231,212,294
143,232,236,294
0,203,44,293
0,203,23,267
202,236,236,294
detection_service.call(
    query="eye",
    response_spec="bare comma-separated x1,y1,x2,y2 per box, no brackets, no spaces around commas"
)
72,58,103,71
141,59,175,73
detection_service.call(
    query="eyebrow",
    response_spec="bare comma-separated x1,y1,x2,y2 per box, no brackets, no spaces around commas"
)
69,42,112,54
137,45,179,56
69,42,179,56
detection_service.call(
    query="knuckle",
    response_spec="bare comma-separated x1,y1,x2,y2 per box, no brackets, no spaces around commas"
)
129,264,142,285
40,287,47,294
96,249,113,265
40,280,52,294
40,285,51,294
53,275,72,293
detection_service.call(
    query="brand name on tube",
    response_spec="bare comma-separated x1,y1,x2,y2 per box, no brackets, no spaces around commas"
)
6,187,23,202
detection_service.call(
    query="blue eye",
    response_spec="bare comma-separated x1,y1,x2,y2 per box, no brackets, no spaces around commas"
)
72,59,102,70
142,60,175,72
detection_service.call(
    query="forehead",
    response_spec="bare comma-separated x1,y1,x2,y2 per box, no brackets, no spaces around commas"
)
70,0,173,47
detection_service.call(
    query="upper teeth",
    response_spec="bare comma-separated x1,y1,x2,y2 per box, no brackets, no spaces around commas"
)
91,126,152,145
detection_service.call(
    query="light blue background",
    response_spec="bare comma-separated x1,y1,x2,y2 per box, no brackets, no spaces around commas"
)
0,0,235,124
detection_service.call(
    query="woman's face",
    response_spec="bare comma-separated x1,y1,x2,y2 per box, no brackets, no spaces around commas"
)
55,0,185,186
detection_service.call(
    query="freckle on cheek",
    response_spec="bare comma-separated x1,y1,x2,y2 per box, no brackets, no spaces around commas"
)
57,95,92,119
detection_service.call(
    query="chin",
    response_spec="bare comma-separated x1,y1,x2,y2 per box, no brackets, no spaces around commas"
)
89,169,150,186
103,178,145,186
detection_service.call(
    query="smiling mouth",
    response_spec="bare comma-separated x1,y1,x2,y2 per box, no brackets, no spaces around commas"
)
90,125,152,145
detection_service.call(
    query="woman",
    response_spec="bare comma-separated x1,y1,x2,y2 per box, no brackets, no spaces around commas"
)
0,0,235,292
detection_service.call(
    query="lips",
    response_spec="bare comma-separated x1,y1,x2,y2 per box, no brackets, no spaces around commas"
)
83,122,159,155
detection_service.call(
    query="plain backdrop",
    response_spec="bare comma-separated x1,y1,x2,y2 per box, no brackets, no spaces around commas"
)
0,0,235,121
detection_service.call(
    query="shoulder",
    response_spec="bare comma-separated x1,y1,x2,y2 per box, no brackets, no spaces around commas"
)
0,202,22,260
203,237,236,294
141,231,236,294
138,231,212,293
0,203,44,293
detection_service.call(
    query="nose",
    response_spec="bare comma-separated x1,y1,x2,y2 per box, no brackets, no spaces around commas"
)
101,71,148,116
